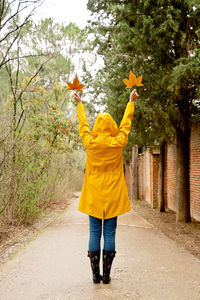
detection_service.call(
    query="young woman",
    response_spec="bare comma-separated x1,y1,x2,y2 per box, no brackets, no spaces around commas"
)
73,89,138,284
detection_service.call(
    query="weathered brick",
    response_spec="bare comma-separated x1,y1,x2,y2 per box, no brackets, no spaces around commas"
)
134,122,200,221
165,138,176,212
152,154,159,208
190,122,200,221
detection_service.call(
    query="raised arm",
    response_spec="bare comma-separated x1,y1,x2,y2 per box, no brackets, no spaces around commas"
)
107,89,138,148
74,93,93,148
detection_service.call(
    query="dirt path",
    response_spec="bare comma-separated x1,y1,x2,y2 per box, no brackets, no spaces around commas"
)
0,194,200,300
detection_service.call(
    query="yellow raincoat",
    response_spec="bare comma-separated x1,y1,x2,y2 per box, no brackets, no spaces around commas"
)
77,101,135,219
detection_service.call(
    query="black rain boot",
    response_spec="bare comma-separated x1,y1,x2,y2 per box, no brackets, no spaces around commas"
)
102,250,116,284
88,251,102,283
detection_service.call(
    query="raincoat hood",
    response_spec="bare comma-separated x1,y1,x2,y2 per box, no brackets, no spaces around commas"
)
92,113,118,137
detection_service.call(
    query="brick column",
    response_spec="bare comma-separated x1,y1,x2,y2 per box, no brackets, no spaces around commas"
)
166,139,177,212
152,153,159,208
144,148,151,204
125,164,132,200
138,153,143,200
132,145,138,200
190,122,200,221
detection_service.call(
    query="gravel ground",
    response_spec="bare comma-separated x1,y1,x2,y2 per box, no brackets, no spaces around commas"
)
1,196,200,264
0,196,200,300
132,200,200,260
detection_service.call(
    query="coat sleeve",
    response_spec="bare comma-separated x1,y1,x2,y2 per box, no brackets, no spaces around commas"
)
107,101,135,148
77,103,93,148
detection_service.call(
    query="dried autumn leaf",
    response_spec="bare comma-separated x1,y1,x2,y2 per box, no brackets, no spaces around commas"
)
66,75,85,93
123,70,143,88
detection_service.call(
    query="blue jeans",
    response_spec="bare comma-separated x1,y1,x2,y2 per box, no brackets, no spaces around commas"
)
89,215,117,252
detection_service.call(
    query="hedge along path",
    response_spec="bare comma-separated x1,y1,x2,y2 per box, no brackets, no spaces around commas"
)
0,195,200,300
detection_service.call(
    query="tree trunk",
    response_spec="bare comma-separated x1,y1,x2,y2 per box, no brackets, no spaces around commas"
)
176,122,191,223
158,141,165,212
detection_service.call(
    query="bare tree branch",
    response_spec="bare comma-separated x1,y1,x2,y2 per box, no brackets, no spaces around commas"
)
14,109,24,132
15,55,53,132
0,22,24,68
0,130,12,146
0,52,51,67
0,199,9,214
0,14,29,43
17,111,26,133
0,0,6,28
0,0,42,31
0,0,44,67
5,63,17,102
15,38,20,92
18,55,53,100
0,142,15,170
0,1,20,31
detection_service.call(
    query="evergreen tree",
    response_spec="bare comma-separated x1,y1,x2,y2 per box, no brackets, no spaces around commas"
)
86,0,200,222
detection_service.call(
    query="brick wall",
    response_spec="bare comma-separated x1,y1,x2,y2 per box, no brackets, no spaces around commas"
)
164,125,200,221
138,153,144,200
164,144,168,208
132,146,138,200
144,148,151,205
125,164,132,199
136,148,159,208
165,138,177,212
135,121,200,221
190,122,200,220
152,154,159,208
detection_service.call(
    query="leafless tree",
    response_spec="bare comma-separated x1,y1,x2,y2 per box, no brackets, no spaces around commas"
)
0,0,43,68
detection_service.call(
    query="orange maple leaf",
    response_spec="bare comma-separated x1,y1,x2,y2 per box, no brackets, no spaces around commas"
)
123,70,143,88
66,75,85,93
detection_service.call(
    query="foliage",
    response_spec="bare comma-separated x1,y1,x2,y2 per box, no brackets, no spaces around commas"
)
0,3,87,224
86,0,200,162
0,78,84,224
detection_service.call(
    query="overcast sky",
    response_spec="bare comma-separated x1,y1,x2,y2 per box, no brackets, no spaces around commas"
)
34,0,91,27
33,0,104,102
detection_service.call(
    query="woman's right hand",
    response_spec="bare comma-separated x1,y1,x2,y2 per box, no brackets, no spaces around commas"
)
129,89,138,102
73,92,82,103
